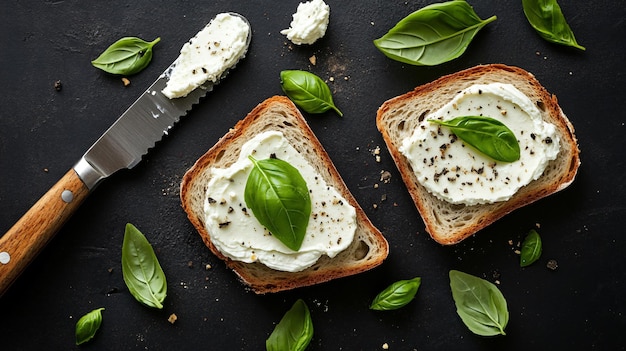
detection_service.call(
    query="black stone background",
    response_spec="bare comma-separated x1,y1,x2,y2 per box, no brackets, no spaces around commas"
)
0,1,624,350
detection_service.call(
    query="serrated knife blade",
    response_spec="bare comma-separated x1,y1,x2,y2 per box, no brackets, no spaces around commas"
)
0,13,251,296
75,66,216,189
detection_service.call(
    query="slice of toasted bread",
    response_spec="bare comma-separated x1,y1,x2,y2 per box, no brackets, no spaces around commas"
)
376,64,580,245
181,96,389,293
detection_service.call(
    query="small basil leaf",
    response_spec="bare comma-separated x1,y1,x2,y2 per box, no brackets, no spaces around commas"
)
370,277,421,311
75,307,104,345
266,299,313,351
520,229,543,267
122,223,167,309
522,0,585,51
280,70,343,116
430,116,520,162
245,156,311,251
449,270,509,336
373,0,496,66
92,37,160,75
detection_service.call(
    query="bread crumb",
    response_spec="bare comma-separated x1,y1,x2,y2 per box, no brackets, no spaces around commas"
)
329,76,335,82
373,183,379,189
205,264,212,270
122,77,131,87
546,259,558,270
380,170,392,183
309,55,316,65
54,80,62,91
382,343,389,350
187,260,193,268
168,313,178,324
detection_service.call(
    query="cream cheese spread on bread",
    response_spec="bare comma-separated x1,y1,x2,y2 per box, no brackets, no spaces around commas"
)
281,0,330,45
203,131,356,272
400,83,561,205
162,13,250,99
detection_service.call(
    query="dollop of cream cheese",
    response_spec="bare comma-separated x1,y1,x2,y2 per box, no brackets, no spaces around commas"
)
399,83,561,205
280,0,330,45
204,131,357,272
162,13,250,99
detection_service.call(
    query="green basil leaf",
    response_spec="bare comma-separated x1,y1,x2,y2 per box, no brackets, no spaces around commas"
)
449,270,509,336
373,0,496,66
370,277,421,311
520,229,543,267
266,299,313,351
280,70,343,116
75,307,104,345
522,0,585,51
245,156,311,251
430,116,520,162
122,223,167,309
92,37,160,75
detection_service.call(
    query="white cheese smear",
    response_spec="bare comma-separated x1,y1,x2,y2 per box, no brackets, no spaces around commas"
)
281,0,330,45
203,131,357,272
162,13,250,99
400,83,561,205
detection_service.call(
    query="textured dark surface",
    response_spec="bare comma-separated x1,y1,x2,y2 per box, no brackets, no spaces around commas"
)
1,1,624,350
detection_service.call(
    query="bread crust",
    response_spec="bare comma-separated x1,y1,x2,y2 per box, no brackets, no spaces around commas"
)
181,96,388,293
376,64,580,245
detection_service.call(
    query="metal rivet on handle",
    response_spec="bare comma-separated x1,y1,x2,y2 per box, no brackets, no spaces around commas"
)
0,252,10,264
61,190,74,203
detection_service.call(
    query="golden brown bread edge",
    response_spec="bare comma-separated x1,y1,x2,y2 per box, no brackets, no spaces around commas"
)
180,96,389,293
376,64,581,245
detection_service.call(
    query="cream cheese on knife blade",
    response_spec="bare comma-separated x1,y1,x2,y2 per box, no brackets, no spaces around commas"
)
163,13,250,99
203,131,357,272
400,83,561,206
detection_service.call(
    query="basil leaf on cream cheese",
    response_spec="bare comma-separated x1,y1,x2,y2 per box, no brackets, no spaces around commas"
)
430,116,521,163
121,223,167,309
92,37,160,75
245,156,311,251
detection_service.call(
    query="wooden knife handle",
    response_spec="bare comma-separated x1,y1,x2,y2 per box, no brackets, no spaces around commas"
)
0,169,89,297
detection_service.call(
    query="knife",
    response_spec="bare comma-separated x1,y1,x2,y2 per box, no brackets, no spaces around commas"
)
0,13,251,297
